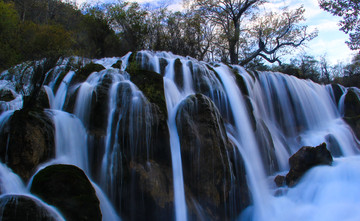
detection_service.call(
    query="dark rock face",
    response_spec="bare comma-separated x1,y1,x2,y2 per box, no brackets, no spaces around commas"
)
343,88,360,139
30,164,102,221
176,93,250,220
125,160,174,221
0,89,15,102
0,109,55,181
0,195,61,221
285,143,333,187
331,84,344,105
111,60,122,69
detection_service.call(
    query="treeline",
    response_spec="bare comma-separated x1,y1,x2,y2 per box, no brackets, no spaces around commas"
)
0,0,123,71
0,0,317,71
0,0,359,86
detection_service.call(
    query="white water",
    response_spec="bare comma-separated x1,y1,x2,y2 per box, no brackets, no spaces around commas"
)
2,52,360,221
215,64,270,220
48,110,89,174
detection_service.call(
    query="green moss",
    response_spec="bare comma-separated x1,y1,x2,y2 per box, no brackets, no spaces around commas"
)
30,164,101,221
72,62,105,85
126,65,167,118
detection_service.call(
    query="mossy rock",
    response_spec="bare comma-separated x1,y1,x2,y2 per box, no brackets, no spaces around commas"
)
111,60,122,69
0,195,62,221
126,68,167,118
0,109,55,181
72,62,105,85
30,164,101,221
176,94,250,220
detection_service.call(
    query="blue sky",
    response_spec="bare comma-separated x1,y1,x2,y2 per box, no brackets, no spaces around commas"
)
74,0,356,65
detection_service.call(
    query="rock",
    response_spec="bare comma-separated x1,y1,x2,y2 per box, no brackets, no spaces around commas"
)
174,58,184,90
0,89,15,102
325,134,343,157
125,160,174,221
111,60,122,69
89,72,114,135
255,120,279,175
126,68,168,118
0,109,55,181
176,93,250,220
71,62,105,86
343,88,360,139
274,175,286,187
331,84,344,105
285,143,333,187
30,164,101,221
0,195,62,221
233,70,249,96
344,88,360,118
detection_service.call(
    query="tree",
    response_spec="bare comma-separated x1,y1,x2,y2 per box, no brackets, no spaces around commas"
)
193,0,266,64
319,0,360,50
106,2,150,52
239,6,318,65
0,1,21,70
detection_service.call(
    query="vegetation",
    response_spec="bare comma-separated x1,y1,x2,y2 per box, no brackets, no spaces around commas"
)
0,0,359,87
319,0,360,51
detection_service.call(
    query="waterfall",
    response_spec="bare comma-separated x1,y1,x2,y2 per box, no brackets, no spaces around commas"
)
1,51,360,221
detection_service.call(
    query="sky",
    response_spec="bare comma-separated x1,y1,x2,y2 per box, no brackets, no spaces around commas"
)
73,0,356,65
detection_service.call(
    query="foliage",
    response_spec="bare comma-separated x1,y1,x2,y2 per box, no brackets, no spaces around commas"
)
319,0,360,50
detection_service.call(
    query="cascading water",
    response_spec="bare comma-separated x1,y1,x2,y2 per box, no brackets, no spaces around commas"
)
0,51,360,221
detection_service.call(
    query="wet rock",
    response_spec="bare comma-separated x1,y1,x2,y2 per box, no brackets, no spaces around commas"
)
255,120,279,175
344,88,360,118
325,134,343,157
274,175,286,187
0,89,15,102
285,143,333,187
233,70,249,96
126,160,174,221
30,164,101,221
0,109,55,181
111,60,122,69
71,62,105,85
127,68,167,118
176,93,250,220
174,58,184,90
159,58,168,76
0,195,62,221
343,88,360,139
89,72,113,135
331,84,343,105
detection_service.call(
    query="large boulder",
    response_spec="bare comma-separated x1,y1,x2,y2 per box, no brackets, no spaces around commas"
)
0,195,63,221
71,62,105,86
176,93,250,220
285,143,333,187
0,109,55,181
30,164,101,221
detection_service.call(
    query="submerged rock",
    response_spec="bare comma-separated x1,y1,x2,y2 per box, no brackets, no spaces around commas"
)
0,195,62,221
176,93,250,220
30,164,101,221
0,109,55,181
285,143,333,187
